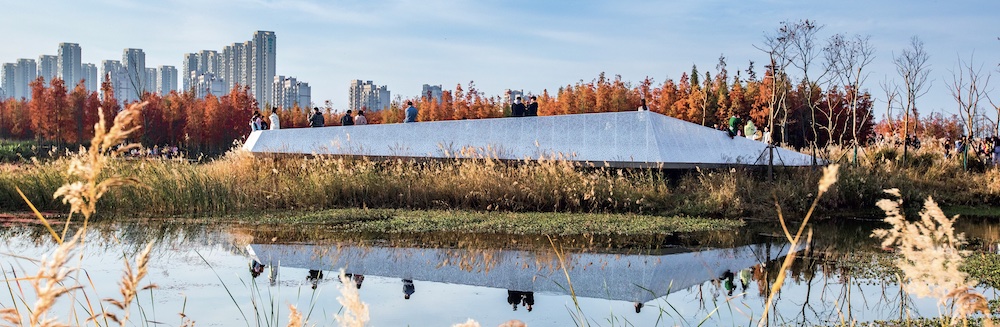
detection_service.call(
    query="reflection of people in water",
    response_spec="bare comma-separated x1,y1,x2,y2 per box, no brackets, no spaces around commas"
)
249,260,265,278
739,268,751,291
521,292,534,312
506,290,535,312
353,274,365,289
307,270,324,290
634,302,643,313
507,290,520,311
403,279,415,300
250,260,278,286
722,270,736,296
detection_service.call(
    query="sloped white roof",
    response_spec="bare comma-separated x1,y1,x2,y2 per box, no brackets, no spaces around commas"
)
243,111,817,168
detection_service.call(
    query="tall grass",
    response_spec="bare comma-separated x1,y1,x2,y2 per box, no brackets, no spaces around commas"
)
2,139,999,220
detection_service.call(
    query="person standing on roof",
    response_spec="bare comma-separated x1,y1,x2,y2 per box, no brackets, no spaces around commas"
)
405,101,418,123
525,96,538,116
341,110,355,126
727,113,742,139
510,96,525,117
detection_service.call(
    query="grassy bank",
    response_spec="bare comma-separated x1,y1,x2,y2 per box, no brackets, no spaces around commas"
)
1,142,998,220
223,208,743,235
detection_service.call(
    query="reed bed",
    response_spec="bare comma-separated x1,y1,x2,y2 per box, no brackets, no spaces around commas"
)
1,141,999,221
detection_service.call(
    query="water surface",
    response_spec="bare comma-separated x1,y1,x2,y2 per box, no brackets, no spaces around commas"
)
0,218,994,326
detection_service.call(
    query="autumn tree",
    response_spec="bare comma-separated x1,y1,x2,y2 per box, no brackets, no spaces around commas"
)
139,92,166,146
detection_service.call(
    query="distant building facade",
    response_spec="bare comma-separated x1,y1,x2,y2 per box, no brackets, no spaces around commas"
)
179,31,279,105
421,84,443,102
144,68,157,94
348,79,391,112
251,31,276,106
157,65,177,95
181,53,198,92
194,72,225,98
504,89,524,105
3,59,39,100
121,48,146,102
272,76,311,110
58,42,82,87
37,55,58,86
100,60,128,100
82,63,97,92
221,42,248,91
1,63,15,99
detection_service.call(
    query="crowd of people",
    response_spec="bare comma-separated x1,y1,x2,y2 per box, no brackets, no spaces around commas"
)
248,96,546,131
873,134,1000,166
121,144,183,159
249,106,371,131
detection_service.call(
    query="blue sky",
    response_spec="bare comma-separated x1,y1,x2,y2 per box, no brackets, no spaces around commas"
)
2,0,999,119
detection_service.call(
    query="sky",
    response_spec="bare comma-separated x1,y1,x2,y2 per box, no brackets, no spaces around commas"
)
2,0,999,119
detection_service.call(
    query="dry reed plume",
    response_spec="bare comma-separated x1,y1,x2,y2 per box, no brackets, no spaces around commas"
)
451,318,482,327
286,305,303,327
873,189,994,325
334,270,370,327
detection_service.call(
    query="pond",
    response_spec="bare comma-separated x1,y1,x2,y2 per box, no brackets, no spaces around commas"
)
0,218,997,326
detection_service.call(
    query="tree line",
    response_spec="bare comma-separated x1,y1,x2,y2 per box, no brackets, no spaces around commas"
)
0,20,982,155
0,68,961,155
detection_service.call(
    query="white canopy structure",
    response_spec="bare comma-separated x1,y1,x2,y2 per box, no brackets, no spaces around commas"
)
243,111,817,168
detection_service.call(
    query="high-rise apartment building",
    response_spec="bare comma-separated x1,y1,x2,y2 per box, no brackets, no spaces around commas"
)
348,80,391,112
181,53,198,92
194,72,225,99
157,65,177,95
272,76,311,110
421,84,443,102
504,89,524,105
101,60,128,100
298,82,311,110
121,48,146,102
58,43,82,87
183,31,275,104
1,63,14,99
14,59,37,100
82,63,97,92
252,31,276,106
197,50,220,76
144,68,157,94
222,42,248,91
37,55,58,86
240,41,252,92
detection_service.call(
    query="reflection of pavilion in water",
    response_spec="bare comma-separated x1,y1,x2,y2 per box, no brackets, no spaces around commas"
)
248,242,791,303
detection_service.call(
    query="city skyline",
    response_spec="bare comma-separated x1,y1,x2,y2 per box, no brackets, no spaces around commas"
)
1,0,999,116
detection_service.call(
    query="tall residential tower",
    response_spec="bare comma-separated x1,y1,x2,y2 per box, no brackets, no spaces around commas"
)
58,43,82,87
